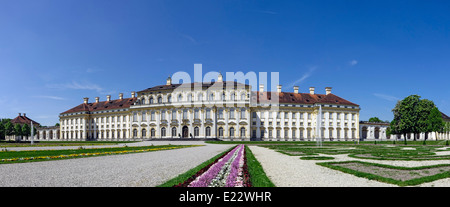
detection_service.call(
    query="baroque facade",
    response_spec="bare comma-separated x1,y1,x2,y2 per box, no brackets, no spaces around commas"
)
57,74,361,141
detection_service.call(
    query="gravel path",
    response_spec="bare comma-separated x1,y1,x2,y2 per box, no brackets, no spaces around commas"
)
0,142,233,187
249,145,450,187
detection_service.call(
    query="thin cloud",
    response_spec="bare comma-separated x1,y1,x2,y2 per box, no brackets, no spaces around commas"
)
349,60,358,66
287,66,317,88
180,34,197,44
253,10,277,15
32,95,66,100
373,93,400,102
46,81,106,94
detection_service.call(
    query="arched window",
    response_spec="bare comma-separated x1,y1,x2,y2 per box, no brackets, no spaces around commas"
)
231,93,235,100
194,127,199,137
218,127,223,137
198,93,203,101
240,108,246,119
168,95,172,103
158,96,162,103
240,127,246,137
149,97,153,104
188,94,192,102
151,128,155,137
133,129,138,138
229,127,235,137
142,129,146,138
172,127,177,137
178,94,182,102
206,126,211,137
161,127,166,137
209,93,214,101
241,93,245,100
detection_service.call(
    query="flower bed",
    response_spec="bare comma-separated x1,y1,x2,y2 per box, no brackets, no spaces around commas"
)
174,144,252,187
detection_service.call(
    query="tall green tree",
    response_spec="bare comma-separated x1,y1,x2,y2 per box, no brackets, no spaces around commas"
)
425,107,444,139
391,95,421,140
21,123,31,137
0,122,4,140
391,95,445,141
4,122,14,137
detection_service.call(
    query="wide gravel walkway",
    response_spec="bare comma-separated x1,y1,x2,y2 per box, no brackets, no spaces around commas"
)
0,141,233,187
249,145,450,187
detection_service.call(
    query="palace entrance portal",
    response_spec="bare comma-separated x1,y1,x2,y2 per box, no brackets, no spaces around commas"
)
182,126,189,138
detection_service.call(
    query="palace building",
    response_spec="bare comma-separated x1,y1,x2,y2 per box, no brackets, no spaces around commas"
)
57,74,361,141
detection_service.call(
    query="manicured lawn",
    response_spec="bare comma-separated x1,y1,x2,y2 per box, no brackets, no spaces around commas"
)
0,144,201,164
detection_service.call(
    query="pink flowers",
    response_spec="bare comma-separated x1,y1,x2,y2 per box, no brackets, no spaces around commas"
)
175,144,251,187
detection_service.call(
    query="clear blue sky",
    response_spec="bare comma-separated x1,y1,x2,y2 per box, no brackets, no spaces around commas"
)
1,0,449,126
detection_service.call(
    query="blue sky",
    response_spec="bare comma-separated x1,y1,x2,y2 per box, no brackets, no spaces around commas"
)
1,0,449,126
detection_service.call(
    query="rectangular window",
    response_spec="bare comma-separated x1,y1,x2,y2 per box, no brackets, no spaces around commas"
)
194,109,199,119
206,109,211,119
142,112,146,121
218,109,223,119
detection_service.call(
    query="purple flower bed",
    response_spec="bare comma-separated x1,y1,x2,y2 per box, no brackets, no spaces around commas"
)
173,144,252,187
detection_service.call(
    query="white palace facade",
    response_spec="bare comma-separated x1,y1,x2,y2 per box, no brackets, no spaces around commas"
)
57,74,361,141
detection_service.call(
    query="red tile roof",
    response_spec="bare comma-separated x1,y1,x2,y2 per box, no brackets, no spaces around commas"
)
61,97,137,114
138,81,250,93
251,91,359,106
442,112,450,121
11,114,41,126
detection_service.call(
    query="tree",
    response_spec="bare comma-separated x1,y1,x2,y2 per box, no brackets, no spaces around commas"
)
4,122,14,137
368,117,384,123
391,95,421,141
21,123,31,137
425,107,444,139
13,124,22,141
0,122,4,140
391,95,445,141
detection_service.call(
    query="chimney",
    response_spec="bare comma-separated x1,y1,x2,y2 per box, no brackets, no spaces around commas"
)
119,93,123,100
23,113,26,117
277,85,282,93
166,76,172,85
131,91,136,98
18,113,21,116
106,95,111,102
218,72,223,82
259,84,264,93
326,87,332,95
83,97,89,104
293,86,299,94
95,97,99,103
309,87,315,95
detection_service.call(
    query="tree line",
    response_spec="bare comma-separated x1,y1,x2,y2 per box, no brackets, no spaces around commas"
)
0,119,36,140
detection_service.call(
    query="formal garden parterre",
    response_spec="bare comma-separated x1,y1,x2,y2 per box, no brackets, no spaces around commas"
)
256,141,450,186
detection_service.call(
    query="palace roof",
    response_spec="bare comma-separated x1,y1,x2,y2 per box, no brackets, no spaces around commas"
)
61,97,137,114
137,81,250,94
442,112,450,121
11,113,41,126
251,91,359,106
